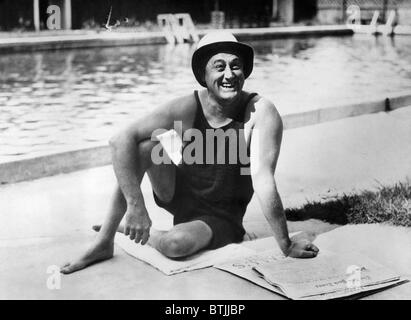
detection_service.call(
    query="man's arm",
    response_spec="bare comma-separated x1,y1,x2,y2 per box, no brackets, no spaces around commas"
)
250,98,319,258
109,95,193,244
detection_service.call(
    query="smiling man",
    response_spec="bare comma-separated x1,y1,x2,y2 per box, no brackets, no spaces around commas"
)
61,31,319,274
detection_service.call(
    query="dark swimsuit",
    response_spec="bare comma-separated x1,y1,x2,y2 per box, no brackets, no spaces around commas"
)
154,90,258,249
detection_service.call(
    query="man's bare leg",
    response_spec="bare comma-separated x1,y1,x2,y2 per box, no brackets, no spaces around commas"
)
92,223,167,249
61,140,175,274
60,186,128,274
155,221,212,258
93,220,213,259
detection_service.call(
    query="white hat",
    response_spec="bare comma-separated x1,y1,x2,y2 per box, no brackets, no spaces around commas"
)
191,31,254,87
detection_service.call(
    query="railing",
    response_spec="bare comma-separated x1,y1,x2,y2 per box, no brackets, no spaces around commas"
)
318,0,398,22
318,0,397,9
157,13,198,44
350,9,397,35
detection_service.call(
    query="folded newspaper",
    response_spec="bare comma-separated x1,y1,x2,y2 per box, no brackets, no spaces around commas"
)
215,249,403,300
116,231,404,298
115,232,255,275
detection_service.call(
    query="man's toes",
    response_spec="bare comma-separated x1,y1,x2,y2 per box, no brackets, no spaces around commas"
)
60,263,72,274
60,262,85,274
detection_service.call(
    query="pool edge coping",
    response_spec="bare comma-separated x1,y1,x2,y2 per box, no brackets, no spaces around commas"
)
0,25,354,53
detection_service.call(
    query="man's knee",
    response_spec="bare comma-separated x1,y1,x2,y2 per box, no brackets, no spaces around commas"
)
137,139,157,167
158,231,197,258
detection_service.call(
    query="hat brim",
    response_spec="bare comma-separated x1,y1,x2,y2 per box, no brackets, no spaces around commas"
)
191,41,254,87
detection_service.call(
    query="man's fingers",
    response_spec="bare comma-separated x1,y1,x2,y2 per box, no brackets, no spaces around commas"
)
140,229,150,245
129,228,136,240
305,243,319,253
300,250,318,258
124,226,130,236
134,229,143,243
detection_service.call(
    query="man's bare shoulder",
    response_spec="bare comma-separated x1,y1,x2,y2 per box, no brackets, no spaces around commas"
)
246,94,283,130
153,93,197,120
115,93,197,140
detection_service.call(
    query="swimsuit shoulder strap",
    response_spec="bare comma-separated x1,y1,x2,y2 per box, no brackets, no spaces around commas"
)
245,92,258,106
193,90,209,129
237,92,258,122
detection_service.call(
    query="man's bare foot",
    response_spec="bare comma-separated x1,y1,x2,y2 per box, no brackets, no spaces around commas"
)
60,240,114,274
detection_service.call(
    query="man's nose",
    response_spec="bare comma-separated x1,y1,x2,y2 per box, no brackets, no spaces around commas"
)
224,66,234,79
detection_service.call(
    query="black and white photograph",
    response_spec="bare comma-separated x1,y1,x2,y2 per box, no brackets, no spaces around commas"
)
0,0,410,304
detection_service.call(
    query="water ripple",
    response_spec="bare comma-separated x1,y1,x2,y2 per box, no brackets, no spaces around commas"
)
1,36,411,161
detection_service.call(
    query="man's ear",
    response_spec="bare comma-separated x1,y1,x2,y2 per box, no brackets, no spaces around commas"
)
201,57,210,84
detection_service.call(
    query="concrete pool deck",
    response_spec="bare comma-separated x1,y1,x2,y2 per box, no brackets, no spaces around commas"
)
0,25,353,53
0,107,410,299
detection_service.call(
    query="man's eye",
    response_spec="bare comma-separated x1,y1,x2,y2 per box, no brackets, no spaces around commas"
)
215,65,224,71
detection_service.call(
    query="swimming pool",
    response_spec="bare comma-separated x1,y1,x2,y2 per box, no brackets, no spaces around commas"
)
1,34,411,162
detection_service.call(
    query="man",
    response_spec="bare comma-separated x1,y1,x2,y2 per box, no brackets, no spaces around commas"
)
61,31,319,274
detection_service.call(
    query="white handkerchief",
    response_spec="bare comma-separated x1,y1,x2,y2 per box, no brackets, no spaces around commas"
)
156,129,183,165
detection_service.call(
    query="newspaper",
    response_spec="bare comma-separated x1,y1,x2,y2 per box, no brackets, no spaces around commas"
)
115,232,255,275
216,249,403,300
215,250,288,296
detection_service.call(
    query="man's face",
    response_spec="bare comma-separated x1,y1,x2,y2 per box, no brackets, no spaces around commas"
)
203,52,245,102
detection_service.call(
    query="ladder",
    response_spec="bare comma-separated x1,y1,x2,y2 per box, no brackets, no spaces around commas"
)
157,13,199,44
368,10,380,35
380,10,396,36
157,14,178,44
353,10,379,35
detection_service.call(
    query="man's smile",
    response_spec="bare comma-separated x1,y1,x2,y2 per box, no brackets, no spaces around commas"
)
219,82,238,91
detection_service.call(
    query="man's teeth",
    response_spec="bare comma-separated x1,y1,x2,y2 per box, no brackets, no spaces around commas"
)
221,83,234,88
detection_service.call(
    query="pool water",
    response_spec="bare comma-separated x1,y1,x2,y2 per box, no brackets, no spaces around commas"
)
1,34,411,161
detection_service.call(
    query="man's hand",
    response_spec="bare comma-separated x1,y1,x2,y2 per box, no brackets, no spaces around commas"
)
124,207,152,245
285,239,319,258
